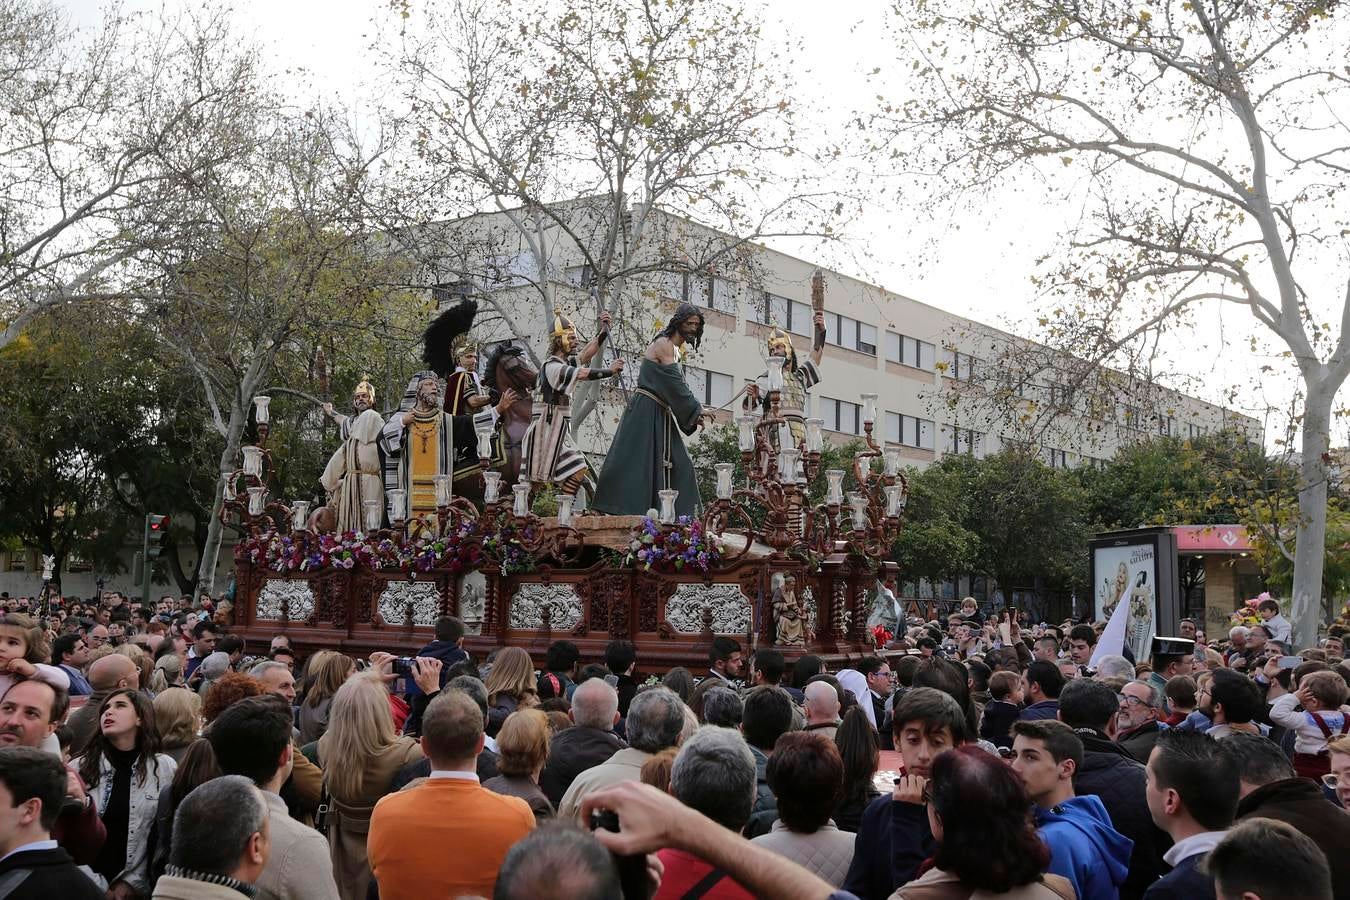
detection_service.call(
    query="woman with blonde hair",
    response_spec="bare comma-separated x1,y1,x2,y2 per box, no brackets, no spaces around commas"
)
483,708,554,819
317,672,422,900
152,688,201,764
298,650,354,744
149,652,184,694
484,646,539,736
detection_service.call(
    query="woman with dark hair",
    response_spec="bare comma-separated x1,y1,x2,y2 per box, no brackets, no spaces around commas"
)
832,706,880,832
914,657,981,741
77,688,178,897
149,739,220,884
661,667,695,703
892,746,1073,899
753,732,855,885
792,655,826,691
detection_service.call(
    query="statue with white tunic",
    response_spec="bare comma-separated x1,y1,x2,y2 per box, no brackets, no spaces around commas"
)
318,377,385,534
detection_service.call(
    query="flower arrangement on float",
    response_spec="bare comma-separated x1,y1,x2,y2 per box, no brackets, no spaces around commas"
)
621,516,724,573
236,520,484,575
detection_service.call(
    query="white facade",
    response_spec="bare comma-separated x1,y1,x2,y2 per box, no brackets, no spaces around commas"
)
434,205,1261,470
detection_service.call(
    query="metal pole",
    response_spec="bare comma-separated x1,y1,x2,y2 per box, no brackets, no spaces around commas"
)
140,514,151,607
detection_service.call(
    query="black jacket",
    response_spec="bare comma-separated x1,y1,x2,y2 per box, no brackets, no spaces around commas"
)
1119,720,1166,764
614,673,639,718
1072,728,1171,900
1237,777,1350,900
538,726,627,807
0,846,104,900
1142,852,1214,900
840,795,935,900
979,699,1021,749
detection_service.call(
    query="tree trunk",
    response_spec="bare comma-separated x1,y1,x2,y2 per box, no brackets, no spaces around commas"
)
1291,382,1333,649
195,402,248,600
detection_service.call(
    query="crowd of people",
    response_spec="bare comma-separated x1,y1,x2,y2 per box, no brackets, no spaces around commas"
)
0,587,1346,900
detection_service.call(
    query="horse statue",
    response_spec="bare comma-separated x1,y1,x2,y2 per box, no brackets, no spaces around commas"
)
454,340,536,507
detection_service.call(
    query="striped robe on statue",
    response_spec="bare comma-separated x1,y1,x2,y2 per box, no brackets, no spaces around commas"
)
520,356,594,493
380,372,498,527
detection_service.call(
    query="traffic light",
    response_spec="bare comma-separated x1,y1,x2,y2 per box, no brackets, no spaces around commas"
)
146,515,171,560
141,513,170,605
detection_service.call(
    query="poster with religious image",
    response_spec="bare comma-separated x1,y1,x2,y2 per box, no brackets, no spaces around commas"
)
1093,541,1157,663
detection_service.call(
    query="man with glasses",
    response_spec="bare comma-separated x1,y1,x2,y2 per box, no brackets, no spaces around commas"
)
858,656,895,749
1117,679,1167,764
83,623,108,650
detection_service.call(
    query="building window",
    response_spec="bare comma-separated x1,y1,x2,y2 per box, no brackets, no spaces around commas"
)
686,366,734,408
824,313,877,357
709,277,738,315
431,280,474,306
886,333,936,370
1158,415,1175,436
940,348,979,381
1188,423,1204,439
1045,447,1068,469
564,264,595,289
885,412,935,449
947,427,983,456
820,397,861,434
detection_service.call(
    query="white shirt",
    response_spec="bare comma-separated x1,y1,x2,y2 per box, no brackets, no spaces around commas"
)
1163,830,1227,866
429,769,479,783
1264,614,1292,646
0,839,57,864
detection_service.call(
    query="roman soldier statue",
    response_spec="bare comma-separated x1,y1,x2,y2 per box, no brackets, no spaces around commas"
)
519,309,623,501
422,297,507,488
319,377,385,533
744,274,827,479
593,303,713,517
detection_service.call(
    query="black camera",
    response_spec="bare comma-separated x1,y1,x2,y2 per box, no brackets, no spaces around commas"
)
392,657,416,678
588,810,651,900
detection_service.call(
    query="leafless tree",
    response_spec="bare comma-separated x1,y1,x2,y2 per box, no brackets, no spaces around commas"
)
381,0,848,432
0,2,265,348
879,0,1350,645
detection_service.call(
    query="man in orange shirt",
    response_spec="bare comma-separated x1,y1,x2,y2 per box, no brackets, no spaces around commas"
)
368,690,535,898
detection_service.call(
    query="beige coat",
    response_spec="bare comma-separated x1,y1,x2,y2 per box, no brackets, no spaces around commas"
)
890,867,1077,900
752,821,855,887
152,875,255,900
257,790,340,900
558,747,652,820
320,737,422,900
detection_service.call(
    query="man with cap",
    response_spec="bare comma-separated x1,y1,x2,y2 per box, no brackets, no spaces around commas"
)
381,371,517,528
1147,636,1196,703
593,302,714,517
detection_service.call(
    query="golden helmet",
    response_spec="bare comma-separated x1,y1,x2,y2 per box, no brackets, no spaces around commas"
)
766,324,796,366
551,308,578,341
354,375,376,404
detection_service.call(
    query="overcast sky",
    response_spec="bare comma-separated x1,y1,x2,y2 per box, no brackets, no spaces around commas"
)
59,0,1333,446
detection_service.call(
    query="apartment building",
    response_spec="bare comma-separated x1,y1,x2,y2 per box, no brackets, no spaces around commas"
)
430,204,1262,470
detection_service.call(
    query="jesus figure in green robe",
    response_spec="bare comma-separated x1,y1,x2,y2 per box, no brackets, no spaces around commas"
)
593,303,713,518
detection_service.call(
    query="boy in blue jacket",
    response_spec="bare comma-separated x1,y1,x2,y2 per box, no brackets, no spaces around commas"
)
841,687,969,900
1012,719,1133,900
